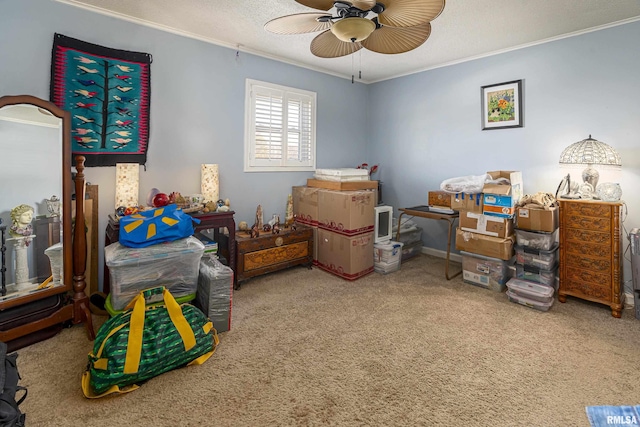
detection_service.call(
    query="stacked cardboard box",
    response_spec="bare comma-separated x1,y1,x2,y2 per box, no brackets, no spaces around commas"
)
509,204,560,306
454,171,522,291
293,184,376,280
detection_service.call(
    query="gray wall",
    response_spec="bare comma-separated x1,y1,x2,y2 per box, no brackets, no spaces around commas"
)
369,21,640,293
1,0,369,289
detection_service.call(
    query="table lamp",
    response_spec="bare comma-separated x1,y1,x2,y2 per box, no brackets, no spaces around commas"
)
558,135,621,194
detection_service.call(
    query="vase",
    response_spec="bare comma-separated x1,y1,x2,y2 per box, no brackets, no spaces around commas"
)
596,182,622,202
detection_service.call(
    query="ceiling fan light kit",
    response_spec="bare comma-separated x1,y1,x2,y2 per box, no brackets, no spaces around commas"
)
265,0,446,58
331,17,376,42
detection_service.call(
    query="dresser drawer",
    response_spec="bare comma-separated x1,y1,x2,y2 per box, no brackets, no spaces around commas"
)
563,202,612,219
562,277,611,301
565,266,611,291
563,228,611,246
565,242,612,261
565,252,612,272
563,214,611,232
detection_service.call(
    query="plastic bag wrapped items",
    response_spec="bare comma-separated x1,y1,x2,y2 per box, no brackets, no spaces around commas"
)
195,256,234,333
440,173,490,194
516,192,558,210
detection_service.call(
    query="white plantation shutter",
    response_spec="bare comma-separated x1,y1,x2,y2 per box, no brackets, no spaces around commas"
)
245,79,316,172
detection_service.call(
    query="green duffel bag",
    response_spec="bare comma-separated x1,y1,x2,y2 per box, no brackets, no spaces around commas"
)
82,286,218,398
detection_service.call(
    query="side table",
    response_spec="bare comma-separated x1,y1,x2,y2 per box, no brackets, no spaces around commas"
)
103,210,236,294
397,206,461,280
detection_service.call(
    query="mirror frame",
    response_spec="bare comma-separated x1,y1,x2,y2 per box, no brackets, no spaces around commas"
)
0,94,72,310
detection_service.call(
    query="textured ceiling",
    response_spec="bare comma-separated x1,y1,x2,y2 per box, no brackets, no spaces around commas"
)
58,0,640,83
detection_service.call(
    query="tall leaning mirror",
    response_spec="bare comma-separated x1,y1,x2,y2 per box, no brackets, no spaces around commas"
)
0,95,72,308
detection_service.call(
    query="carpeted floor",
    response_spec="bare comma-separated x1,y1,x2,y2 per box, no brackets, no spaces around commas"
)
15,254,640,426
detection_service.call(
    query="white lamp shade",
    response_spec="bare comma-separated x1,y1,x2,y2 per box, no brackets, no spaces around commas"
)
201,164,219,203
115,163,139,208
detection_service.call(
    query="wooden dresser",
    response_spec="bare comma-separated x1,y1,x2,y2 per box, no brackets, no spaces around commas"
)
235,224,313,287
558,199,623,317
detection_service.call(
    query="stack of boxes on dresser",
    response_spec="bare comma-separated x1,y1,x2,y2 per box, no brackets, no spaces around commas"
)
454,171,522,292
293,168,378,280
506,195,560,311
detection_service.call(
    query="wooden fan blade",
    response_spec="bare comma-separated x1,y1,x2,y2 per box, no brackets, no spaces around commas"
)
348,0,378,10
295,0,336,11
310,30,363,58
265,13,333,34
361,22,431,54
377,0,445,27
296,0,378,11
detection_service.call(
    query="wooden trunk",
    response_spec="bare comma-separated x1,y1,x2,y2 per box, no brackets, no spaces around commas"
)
236,224,313,286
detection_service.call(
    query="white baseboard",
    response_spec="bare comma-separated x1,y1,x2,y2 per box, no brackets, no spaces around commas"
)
421,246,462,264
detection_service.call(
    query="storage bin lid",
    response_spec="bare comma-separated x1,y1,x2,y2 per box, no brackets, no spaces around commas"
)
506,278,554,299
105,236,204,267
506,290,554,310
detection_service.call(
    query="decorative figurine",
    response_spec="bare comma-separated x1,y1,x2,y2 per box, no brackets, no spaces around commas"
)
268,214,279,228
263,224,272,232
285,194,294,227
250,223,260,238
272,223,281,234
46,195,61,217
238,221,249,231
255,205,263,229
9,204,34,244
204,201,218,213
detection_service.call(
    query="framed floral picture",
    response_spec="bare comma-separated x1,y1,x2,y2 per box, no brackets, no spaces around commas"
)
481,80,523,130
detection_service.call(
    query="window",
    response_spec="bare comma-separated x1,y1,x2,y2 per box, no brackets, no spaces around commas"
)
244,79,316,172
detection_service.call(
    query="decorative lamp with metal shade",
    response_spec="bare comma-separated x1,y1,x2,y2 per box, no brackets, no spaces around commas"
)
558,135,621,199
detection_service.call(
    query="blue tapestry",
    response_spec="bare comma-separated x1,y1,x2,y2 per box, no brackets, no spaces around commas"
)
50,33,152,167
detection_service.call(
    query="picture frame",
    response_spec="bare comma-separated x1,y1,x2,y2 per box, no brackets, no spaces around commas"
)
481,79,523,130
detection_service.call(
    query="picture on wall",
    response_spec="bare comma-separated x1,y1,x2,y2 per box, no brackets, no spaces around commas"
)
481,80,523,130
50,33,152,167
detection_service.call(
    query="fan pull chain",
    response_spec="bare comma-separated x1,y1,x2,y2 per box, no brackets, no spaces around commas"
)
351,53,355,84
359,50,362,80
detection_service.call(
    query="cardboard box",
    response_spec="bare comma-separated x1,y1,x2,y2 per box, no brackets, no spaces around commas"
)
459,211,514,238
450,192,483,213
317,189,375,236
455,228,515,261
307,178,378,191
516,206,559,232
316,229,374,280
293,186,319,227
428,191,452,208
482,171,523,218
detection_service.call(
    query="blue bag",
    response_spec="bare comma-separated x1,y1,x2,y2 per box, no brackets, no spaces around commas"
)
119,204,200,248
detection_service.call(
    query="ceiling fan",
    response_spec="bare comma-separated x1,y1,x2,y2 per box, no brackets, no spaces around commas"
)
264,0,446,58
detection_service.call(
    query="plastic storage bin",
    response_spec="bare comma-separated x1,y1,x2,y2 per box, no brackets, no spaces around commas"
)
515,228,558,251
105,236,205,311
195,256,234,333
506,290,554,311
461,251,510,292
515,244,558,269
515,264,557,287
506,278,554,303
401,240,422,261
374,241,404,274
393,221,423,262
